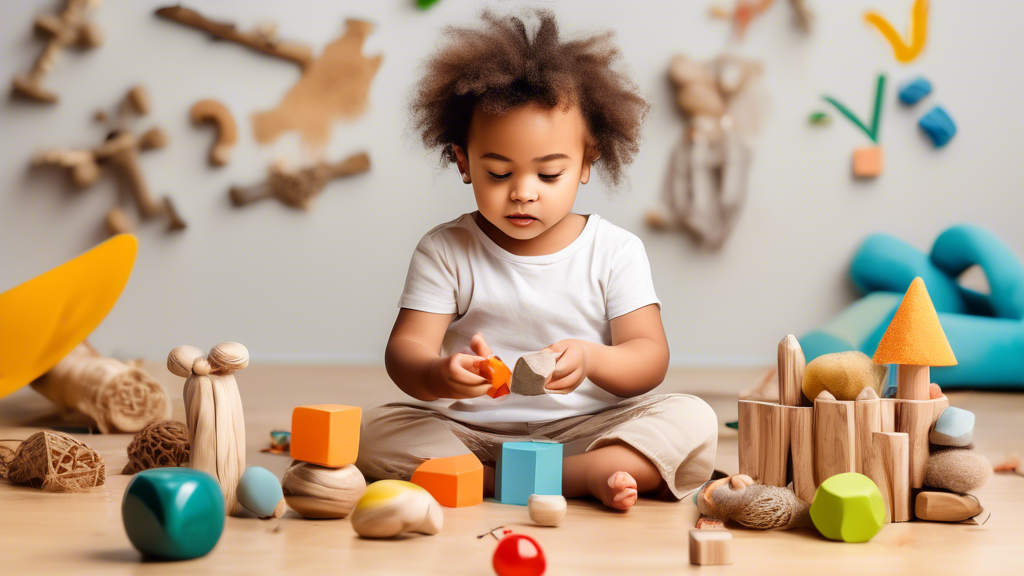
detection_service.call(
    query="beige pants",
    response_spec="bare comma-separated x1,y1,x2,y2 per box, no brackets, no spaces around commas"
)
355,393,718,500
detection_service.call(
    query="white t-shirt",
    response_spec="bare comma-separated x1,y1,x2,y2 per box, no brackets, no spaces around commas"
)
397,212,661,425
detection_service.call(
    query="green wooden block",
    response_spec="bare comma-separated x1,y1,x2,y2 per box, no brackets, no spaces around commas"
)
810,473,885,543
122,468,225,560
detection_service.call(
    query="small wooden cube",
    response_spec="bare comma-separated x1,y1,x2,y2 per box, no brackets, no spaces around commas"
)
853,146,883,178
689,529,733,566
290,404,361,468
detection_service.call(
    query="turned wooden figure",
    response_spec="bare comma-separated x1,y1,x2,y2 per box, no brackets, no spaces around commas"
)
167,343,248,515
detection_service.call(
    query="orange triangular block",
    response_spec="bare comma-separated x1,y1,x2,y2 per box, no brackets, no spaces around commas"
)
873,277,957,366
411,453,483,508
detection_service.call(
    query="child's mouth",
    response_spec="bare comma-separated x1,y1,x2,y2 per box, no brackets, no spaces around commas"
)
507,214,538,227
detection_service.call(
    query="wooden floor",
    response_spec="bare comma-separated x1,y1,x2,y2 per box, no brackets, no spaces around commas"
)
2,364,1022,574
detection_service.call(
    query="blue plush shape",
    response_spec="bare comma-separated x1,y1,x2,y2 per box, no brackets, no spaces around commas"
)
237,467,284,518
802,224,1024,389
930,225,1024,320
850,234,966,315
495,442,562,506
898,77,932,105
919,106,957,147
930,407,975,447
122,468,225,560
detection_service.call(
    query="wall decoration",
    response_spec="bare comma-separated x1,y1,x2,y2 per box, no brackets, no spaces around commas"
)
821,74,886,178
190,99,238,166
155,5,313,69
646,54,765,249
252,19,382,149
865,0,929,63
230,152,370,209
32,86,186,234
11,0,104,103
710,0,812,39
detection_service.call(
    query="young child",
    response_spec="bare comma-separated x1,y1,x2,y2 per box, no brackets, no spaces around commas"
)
356,11,718,511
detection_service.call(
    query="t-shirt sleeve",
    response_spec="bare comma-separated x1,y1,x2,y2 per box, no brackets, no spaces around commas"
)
397,234,459,314
605,237,661,320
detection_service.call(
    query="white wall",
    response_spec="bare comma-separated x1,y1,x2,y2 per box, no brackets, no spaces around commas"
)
2,0,1021,365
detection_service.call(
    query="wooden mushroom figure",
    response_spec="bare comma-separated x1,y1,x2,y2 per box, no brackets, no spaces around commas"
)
167,343,248,515
872,277,958,400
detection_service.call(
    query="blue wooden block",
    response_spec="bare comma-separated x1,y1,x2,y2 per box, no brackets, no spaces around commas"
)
495,442,562,506
898,77,932,105
122,468,225,560
930,407,975,447
919,106,957,147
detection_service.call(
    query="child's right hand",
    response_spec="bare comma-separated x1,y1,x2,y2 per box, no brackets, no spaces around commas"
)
428,333,493,399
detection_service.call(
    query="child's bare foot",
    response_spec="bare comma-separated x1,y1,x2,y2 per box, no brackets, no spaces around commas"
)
591,470,638,511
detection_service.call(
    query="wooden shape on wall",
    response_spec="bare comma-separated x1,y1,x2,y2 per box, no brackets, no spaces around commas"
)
252,20,383,149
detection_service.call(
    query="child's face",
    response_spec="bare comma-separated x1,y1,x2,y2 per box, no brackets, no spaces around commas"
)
455,102,593,242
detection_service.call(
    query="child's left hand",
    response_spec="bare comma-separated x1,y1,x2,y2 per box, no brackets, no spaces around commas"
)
541,339,590,394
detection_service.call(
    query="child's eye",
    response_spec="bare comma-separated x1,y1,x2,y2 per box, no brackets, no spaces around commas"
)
488,172,512,180
540,171,565,181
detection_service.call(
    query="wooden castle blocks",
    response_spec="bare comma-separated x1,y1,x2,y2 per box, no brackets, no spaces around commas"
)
495,441,562,506
739,334,950,523
290,404,361,468
410,453,483,508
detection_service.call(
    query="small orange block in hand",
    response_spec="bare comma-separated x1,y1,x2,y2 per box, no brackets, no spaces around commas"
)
480,356,511,398
411,453,484,507
290,404,361,468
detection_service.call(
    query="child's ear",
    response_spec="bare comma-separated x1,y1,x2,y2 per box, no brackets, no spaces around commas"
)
580,147,600,185
453,145,471,184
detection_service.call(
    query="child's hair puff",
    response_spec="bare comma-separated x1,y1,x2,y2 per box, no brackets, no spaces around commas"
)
411,10,649,186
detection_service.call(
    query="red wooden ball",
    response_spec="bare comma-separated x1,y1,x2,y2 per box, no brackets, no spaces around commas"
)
493,533,546,576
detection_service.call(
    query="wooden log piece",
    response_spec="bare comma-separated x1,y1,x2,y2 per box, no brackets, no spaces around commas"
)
738,400,789,486
813,392,855,485
915,491,983,523
777,335,806,406
897,364,930,400
894,398,943,489
854,387,881,474
864,432,910,523
789,405,815,503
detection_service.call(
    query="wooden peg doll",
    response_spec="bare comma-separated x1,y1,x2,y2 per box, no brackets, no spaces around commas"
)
167,342,248,515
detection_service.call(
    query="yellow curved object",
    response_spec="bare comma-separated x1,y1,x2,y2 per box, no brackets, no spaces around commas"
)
0,235,138,398
864,0,929,63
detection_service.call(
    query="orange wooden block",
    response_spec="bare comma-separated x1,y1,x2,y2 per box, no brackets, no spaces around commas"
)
480,356,511,398
853,146,883,178
290,404,361,468
411,453,484,507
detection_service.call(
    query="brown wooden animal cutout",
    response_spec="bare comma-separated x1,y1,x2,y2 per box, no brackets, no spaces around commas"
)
230,152,370,209
168,343,248,515
12,0,104,103
32,86,185,235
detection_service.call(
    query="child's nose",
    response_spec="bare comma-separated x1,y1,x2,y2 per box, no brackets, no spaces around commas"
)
509,180,538,203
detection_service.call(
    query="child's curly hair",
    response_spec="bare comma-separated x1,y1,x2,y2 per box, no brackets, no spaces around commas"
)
411,10,649,186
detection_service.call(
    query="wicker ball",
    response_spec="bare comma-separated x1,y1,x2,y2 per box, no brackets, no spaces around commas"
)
123,420,190,474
